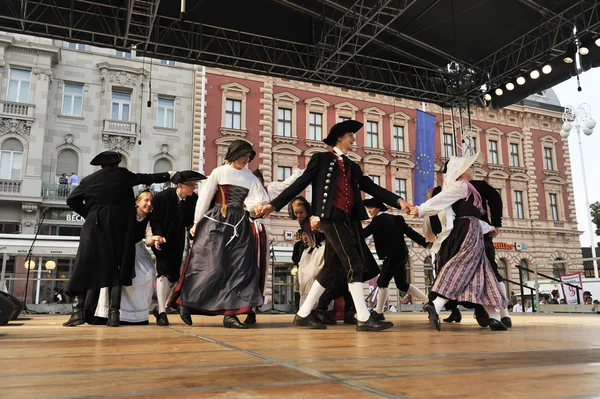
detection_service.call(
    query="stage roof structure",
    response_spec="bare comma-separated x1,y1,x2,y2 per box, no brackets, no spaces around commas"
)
1,0,600,108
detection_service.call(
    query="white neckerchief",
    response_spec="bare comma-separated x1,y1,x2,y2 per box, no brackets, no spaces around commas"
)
332,146,346,162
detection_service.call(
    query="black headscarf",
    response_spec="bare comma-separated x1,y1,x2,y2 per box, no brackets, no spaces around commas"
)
225,140,256,163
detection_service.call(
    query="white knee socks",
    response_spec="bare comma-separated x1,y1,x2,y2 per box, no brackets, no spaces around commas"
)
157,276,175,314
297,281,325,318
349,282,370,322
483,305,500,321
498,282,510,318
375,287,389,314
433,297,449,315
407,284,428,302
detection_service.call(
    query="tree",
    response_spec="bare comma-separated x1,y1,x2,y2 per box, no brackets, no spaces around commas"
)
591,201,600,236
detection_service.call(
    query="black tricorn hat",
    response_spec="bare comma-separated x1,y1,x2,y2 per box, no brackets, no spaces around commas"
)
363,198,388,212
323,120,363,146
90,150,122,166
171,170,206,184
225,140,256,162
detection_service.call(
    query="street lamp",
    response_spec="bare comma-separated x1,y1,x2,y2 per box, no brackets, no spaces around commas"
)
561,103,598,278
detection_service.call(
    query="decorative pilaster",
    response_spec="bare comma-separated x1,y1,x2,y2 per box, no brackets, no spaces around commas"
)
258,78,274,183
562,136,577,222
521,124,540,220
192,69,206,172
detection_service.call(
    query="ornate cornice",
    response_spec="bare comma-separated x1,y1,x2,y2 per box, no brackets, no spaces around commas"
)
0,118,32,141
102,133,136,153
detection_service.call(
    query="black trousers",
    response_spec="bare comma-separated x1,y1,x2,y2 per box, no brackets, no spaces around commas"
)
377,254,410,292
317,208,367,285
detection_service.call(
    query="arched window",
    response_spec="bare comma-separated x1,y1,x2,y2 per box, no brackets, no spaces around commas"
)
497,259,509,298
119,156,128,169
56,149,79,179
553,258,566,279
519,259,530,283
153,158,172,173
0,138,24,180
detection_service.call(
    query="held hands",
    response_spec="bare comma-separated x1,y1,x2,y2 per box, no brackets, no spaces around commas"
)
398,199,412,213
256,204,275,218
153,235,166,251
190,223,198,238
310,217,321,231
489,228,500,238
409,206,420,218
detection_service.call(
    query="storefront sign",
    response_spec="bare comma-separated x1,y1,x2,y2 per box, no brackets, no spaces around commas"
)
283,230,295,241
493,242,528,251
66,212,84,222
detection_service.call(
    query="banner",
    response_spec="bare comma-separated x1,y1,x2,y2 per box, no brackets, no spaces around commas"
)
414,110,436,206
560,273,584,304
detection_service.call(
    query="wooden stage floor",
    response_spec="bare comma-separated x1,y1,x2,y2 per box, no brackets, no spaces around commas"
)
2,313,600,399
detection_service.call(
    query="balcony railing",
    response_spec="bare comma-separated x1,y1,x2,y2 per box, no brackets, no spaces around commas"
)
103,119,136,135
0,180,22,194
42,183,74,200
0,100,35,119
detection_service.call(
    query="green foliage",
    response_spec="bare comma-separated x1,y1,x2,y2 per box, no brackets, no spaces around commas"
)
591,201,600,236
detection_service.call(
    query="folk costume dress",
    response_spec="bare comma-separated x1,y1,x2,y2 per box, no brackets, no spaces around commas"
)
172,164,269,315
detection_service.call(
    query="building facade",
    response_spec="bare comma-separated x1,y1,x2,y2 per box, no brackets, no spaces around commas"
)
0,33,195,303
194,68,582,307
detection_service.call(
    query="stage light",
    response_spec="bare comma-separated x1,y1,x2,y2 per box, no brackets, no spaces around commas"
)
45,260,56,270
484,93,492,101
586,118,596,130
24,260,36,270
596,38,600,47
505,82,515,91
542,65,552,74
579,47,589,55
563,56,574,63
516,76,526,85
495,88,503,96
530,70,540,79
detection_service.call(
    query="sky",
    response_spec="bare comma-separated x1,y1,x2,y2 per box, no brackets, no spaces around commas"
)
552,68,600,248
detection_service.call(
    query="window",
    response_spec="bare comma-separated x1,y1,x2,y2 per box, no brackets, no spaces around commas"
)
0,222,19,234
67,42,85,50
61,83,84,117
366,175,380,198
519,259,530,283
277,166,292,182
308,112,323,140
443,133,453,158
338,116,350,122
489,140,499,164
395,178,407,199
277,108,292,137
38,225,82,237
0,138,23,180
160,60,175,66
7,68,31,103
154,158,172,173
510,143,520,167
366,121,379,148
514,190,524,219
56,150,78,178
553,259,566,279
549,193,559,221
224,99,242,130
116,50,131,58
393,125,405,151
544,147,554,170
111,90,131,121
157,97,175,128
464,136,476,153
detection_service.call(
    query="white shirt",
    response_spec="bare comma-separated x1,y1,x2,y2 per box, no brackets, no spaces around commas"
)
513,303,523,312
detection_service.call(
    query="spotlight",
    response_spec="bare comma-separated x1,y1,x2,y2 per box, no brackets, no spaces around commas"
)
530,70,540,79
596,38,600,47
484,93,492,101
495,88,503,96
563,56,574,63
542,65,552,74
506,82,515,91
579,47,589,55
516,76,526,85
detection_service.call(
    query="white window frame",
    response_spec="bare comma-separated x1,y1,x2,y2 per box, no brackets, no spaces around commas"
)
277,108,293,137
308,112,323,141
489,140,499,164
160,60,176,66
443,133,454,158
67,42,86,50
549,193,559,221
334,101,358,122
0,139,24,180
156,97,175,128
389,111,411,153
395,178,407,199
509,143,520,167
110,90,132,121
366,175,380,198
485,127,505,165
273,92,300,140
392,125,405,152
277,166,292,182
544,147,554,170
61,83,84,117
116,50,132,58
224,98,242,130
366,121,379,148
514,190,524,219
7,67,31,104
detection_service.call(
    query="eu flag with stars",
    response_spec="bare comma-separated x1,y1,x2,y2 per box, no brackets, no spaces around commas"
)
413,109,436,206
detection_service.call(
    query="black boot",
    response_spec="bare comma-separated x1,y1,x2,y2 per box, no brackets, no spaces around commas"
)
244,311,256,325
180,305,193,326
443,307,462,323
107,285,122,327
223,315,248,329
474,305,490,328
356,313,394,332
424,301,441,331
63,293,86,327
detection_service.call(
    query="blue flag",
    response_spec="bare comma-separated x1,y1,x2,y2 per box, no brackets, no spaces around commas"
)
413,110,436,206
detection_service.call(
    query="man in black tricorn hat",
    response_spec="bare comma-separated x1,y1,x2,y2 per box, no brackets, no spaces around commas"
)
63,150,172,327
150,170,206,326
362,198,430,321
258,120,412,332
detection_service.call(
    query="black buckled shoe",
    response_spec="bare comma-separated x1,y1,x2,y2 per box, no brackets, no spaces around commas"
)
501,316,512,328
179,306,192,326
443,308,462,323
489,318,508,331
474,305,490,328
244,311,256,325
223,315,248,329
371,311,385,322
312,310,337,325
344,315,358,325
356,313,394,332
293,313,327,329
156,312,169,326
424,302,441,331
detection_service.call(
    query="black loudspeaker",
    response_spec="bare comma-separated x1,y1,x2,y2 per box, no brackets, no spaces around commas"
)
0,292,22,325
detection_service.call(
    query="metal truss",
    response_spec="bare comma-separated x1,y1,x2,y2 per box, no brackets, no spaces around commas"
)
467,0,600,97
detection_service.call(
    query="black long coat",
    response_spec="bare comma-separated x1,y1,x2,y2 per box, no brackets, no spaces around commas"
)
270,151,402,220
362,213,428,259
150,188,198,280
65,168,170,295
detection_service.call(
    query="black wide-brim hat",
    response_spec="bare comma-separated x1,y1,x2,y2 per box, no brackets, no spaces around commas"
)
323,120,363,146
363,198,388,212
90,150,122,166
171,170,207,184
225,140,256,162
